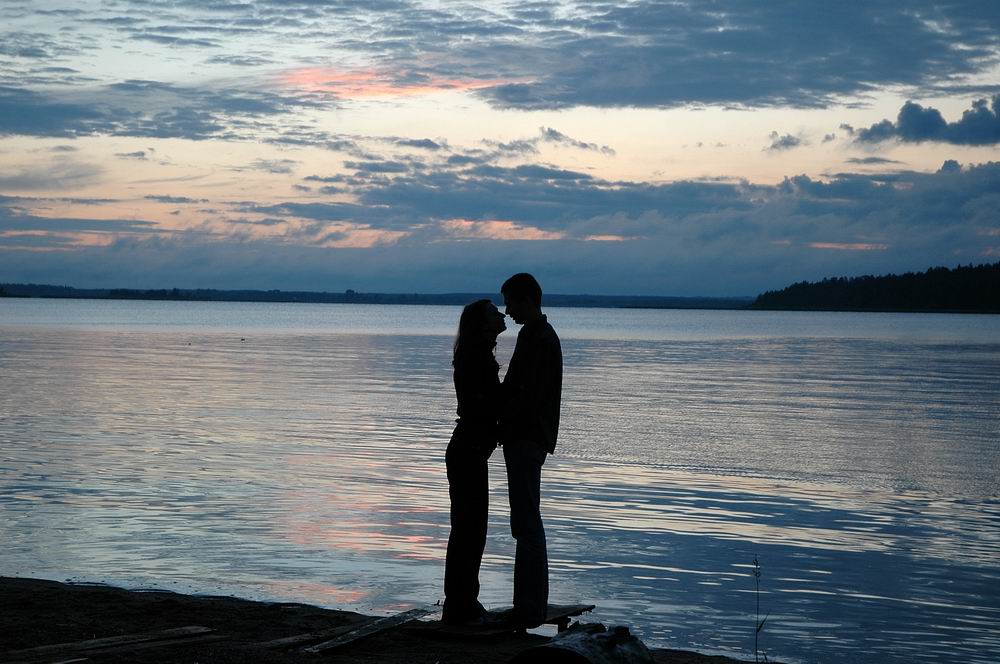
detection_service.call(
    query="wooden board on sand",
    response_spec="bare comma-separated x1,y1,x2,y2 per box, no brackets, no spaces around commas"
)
408,603,596,639
4,626,223,662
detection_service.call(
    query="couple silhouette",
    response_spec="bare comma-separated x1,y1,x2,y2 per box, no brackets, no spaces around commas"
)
442,273,563,629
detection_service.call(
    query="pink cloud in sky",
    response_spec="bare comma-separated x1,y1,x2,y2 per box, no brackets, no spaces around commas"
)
0,230,115,252
319,227,409,248
809,242,889,251
441,220,630,242
583,234,629,242
281,68,517,98
442,219,565,241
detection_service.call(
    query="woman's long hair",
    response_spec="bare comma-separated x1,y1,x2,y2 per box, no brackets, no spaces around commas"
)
453,299,496,366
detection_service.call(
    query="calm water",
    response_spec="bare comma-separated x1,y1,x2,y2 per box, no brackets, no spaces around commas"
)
2,299,999,663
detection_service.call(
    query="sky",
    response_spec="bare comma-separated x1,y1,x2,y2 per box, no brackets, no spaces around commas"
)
1,1,999,296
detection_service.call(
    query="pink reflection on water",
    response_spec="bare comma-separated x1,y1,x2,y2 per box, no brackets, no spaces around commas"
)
260,580,369,607
288,519,443,561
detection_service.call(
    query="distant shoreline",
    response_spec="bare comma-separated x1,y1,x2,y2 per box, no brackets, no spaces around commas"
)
0,283,754,311
4,274,999,314
749,261,1000,314
3,292,998,315
747,306,1000,315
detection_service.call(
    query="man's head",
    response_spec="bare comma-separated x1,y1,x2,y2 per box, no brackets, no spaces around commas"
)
501,273,542,325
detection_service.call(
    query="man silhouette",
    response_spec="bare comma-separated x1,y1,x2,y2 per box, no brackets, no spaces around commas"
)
497,273,562,628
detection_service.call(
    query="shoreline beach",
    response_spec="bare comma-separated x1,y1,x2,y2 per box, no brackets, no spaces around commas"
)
1,577,755,663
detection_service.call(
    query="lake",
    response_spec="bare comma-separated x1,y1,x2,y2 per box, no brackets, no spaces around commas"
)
1,298,999,663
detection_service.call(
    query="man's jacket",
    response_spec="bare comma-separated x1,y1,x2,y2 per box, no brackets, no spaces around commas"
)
499,315,562,453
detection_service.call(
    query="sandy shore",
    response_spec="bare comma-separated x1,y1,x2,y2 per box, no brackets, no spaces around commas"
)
0,577,755,663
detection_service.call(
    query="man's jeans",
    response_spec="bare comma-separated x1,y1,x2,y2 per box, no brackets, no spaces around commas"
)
502,440,548,623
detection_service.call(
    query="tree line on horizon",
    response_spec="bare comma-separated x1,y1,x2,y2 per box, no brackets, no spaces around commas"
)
751,261,1000,313
4,262,998,312
0,283,750,310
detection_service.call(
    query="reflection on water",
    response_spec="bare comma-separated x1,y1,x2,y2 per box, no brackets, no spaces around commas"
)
2,301,1000,663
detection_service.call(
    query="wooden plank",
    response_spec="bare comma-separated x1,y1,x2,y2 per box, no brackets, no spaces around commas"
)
301,607,434,654
5,626,215,658
545,604,596,623
545,604,596,632
252,618,372,649
3,659,92,664
24,634,229,662
75,632,229,656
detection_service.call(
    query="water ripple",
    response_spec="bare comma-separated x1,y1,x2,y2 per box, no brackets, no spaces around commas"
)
2,305,1000,664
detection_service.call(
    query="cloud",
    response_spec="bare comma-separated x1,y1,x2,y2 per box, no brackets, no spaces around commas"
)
470,2,1000,109
115,151,149,160
4,3,1000,292
131,33,222,48
344,160,412,174
0,30,88,60
809,242,888,251
336,164,758,234
856,96,1000,145
441,219,566,241
237,158,299,174
846,157,903,165
0,198,159,253
421,128,616,170
4,161,1000,293
265,130,366,155
0,160,103,191
0,80,319,141
765,132,804,151
205,54,275,67
394,138,444,151
227,217,286,227
481,137,539,156
473,164,593,182
241,200,415,230
280,67,512,100
55,197,119,206
0,86,106,137
6,1,1000,114
539,127,616,156
144,195,205,204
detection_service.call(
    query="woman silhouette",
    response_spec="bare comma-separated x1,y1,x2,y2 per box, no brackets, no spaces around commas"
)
442,299,506,625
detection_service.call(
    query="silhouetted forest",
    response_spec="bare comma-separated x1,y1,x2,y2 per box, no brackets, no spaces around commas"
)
752,262,1000,313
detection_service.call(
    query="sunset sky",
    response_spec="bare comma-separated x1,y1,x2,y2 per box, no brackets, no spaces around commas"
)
2,1,999,295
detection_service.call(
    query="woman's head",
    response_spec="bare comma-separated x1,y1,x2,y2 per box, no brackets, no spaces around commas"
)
454,299,506,361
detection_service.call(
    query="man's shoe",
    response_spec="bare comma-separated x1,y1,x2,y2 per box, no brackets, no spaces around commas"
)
441,601,489,626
